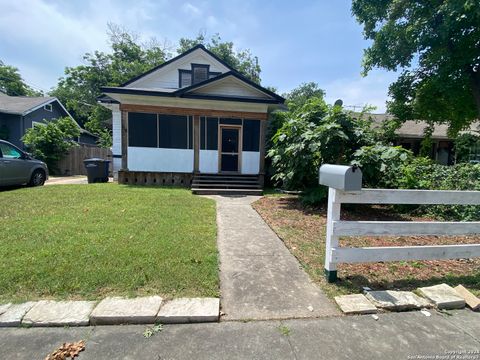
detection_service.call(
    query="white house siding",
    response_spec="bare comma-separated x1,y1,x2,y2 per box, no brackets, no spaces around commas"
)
128,147,194,173
111,109,122,179
191,77,271,99
241,151,260,174
199,150,218,173
127,50,229,90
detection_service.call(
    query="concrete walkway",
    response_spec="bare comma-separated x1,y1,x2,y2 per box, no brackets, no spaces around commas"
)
1,310,479,359
211,195,339,320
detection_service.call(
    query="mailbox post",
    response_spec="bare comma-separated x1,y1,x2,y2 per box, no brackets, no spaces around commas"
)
319,164,362,282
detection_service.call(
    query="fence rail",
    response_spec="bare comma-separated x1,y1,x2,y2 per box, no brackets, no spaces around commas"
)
324,187,480,282
56,144,112,176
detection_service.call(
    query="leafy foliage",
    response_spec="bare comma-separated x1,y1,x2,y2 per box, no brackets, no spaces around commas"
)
50,24,169,147
396,157,480,220
454,133,480,163
22,117,80,173
268,97,375,191
0,60,42,96
351,145,413,188
352,0,480,134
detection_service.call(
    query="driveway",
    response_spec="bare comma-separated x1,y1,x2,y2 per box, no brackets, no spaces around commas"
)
45,176,113,185
211,195,339,321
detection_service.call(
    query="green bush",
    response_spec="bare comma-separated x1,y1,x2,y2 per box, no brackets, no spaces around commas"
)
351,145,413,188
22,117,80,173
396,159,480,221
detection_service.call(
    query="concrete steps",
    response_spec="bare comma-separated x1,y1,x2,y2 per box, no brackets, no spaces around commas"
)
191,174,263,195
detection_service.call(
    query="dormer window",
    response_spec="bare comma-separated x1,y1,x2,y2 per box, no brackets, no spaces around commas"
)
178,64,221,88
192,64,209,84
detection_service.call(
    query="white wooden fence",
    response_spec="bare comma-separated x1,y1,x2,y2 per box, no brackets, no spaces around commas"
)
324,187,480,282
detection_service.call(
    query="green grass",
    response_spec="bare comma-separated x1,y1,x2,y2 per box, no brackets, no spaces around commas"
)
0,184,218,302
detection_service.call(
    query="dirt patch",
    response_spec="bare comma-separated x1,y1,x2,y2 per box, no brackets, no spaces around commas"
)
252,195,480,298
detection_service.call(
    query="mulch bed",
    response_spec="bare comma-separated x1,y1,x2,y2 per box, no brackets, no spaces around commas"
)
252,195,480,298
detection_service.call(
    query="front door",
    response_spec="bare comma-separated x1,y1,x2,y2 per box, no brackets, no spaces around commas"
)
220,127,240,172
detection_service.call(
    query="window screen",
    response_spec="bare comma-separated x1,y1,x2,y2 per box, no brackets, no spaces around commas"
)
242,119,260,152
128,112,157,147
206,117,218,150
192,65,209,84
220,118,242,125
159,114,188,149
179,70,191,87
200,117,206,150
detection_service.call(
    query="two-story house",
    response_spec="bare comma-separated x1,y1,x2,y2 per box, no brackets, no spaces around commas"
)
99,44,285,194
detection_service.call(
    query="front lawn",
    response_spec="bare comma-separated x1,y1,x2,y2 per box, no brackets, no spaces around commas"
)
253,195,480,298
0,184,218,302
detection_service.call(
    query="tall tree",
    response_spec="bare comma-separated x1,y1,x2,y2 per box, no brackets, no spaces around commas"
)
177,33,262,84
50,24,169,146
0,60,42,96
352,0,480,134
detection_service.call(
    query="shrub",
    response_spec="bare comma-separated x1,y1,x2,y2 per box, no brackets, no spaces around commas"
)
22,117,80,173
268,97,374,190
351,145,413,188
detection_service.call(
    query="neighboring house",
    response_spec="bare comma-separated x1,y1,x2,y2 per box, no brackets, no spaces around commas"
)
362,113,480,165
99,44,285,192
0,92,97,149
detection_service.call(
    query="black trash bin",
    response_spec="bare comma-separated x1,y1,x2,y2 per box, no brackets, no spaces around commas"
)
84,158,110,183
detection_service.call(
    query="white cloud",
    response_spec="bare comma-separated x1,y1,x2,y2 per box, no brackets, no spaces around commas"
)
181,3,202,17
323,70,398,113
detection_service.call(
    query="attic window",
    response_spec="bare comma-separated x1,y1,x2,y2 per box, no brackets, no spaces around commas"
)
178,64,220,88
179,70,192,88
192,64,209,84
44,104,52,112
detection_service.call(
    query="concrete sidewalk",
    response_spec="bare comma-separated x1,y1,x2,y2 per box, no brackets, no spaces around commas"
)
1,310,478,359
211,195,338,320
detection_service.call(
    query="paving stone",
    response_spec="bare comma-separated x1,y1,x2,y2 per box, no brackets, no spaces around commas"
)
454,285,480,311
334,294,377,315
0,302,36,327
22,300,96,327
90,296,162,325
365,291,430,311
418,284,465,310
0,303,12,315
157,298,220,323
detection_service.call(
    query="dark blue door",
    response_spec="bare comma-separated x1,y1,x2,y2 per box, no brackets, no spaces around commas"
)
220,127,239,172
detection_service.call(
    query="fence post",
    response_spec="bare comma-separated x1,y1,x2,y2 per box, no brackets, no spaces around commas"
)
324,187,340,283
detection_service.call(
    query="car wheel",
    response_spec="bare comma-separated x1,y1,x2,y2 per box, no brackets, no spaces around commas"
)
29,169,46,187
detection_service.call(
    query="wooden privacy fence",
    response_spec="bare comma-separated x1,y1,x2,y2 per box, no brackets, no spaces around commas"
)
324,187,480,282
56,144,112,176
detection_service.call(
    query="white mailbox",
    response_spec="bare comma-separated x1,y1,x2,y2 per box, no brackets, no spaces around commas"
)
319,164,362,191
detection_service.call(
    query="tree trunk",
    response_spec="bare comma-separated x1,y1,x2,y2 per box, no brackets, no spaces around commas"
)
468,68,480,119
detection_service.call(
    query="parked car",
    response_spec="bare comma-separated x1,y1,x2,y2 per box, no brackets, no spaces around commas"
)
0,140,48,187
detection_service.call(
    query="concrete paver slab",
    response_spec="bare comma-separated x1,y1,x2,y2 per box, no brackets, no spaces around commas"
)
365,290,430,311
418,284,465,309
22,300,96,327
210,195,339,320
334,294,377,314
90,296,162,325
454,285,480,311
157,298,219,323
0,303,12,315
0,302,36,327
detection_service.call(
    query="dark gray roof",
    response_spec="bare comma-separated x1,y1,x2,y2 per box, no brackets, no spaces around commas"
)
0,94,56,115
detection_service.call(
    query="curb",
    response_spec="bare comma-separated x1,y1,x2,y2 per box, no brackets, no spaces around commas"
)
0,297,220,328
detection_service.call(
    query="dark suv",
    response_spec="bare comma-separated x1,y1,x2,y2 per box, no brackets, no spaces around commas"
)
0,140,48,186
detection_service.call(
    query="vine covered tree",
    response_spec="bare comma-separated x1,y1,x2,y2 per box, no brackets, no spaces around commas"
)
352,0,480,134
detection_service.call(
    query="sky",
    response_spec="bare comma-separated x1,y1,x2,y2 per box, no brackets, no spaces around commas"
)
0,0,399,112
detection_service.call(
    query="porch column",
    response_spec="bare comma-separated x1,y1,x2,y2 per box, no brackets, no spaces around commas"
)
121,110,128,170
258,118,267,186
193,115,200,173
